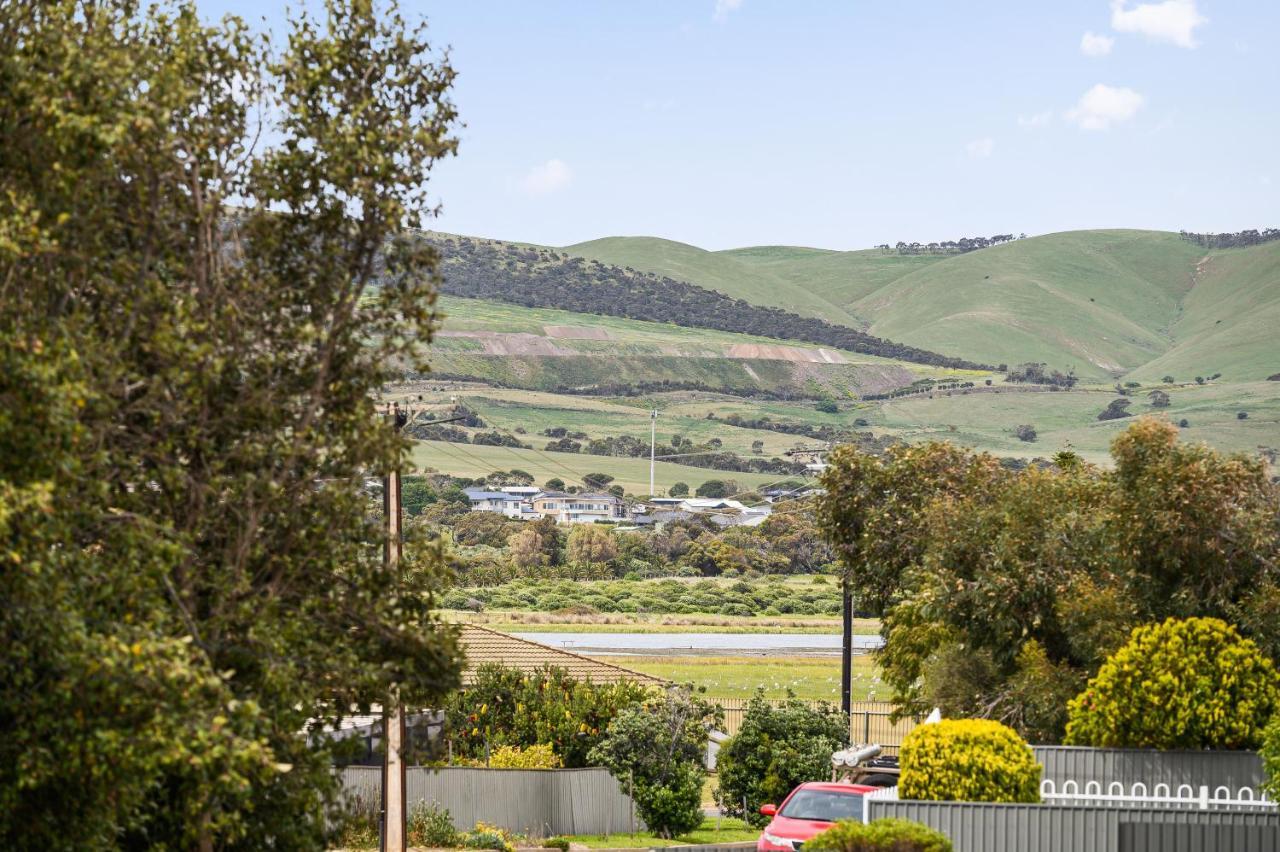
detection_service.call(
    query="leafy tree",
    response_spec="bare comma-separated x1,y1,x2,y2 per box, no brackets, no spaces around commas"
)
446,665,652,768
567,524,619,566
507,528,548,569
0,0,462,846
452,511,517,547
815,399,839,414
403,476,439,515
588,689,720,838
695,479,733,498
751,439,765,454
1065,618,1279,750
1147,389,1170,408
716,695,847,826
543,477,566,491
669,481,690,497
1097,398,1132,420
1162,375,1176,384
1014,424,1037,442
583,472,615,490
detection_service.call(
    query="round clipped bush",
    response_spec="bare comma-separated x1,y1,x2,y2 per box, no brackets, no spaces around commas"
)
1064,617,1279,750
805,818,952,852
899,719,1040,803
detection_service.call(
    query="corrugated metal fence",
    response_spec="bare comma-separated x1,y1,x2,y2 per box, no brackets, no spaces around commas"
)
1033,746,1265,791
716,699,916,754
864,800,1280,852
339,766,641,837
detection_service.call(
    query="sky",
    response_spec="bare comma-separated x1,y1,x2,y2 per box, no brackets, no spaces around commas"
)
204,0,1278,251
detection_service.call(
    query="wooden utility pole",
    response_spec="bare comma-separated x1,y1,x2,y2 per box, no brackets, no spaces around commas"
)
840,577,853,720
381,403,408,852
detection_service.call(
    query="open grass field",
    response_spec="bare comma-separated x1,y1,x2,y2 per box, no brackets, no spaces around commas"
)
411,439,791,493
564,815,757,849
609,654,879,702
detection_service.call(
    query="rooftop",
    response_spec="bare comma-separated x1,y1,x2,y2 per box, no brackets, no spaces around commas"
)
458,625,667,687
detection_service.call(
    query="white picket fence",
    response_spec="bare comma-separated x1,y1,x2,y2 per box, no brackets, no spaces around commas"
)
1038,778,1277,811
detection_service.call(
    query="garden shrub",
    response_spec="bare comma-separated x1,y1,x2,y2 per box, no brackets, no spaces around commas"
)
487,743,561,769
716,694,848,827
408,802,458,848
445,664,652,768
1262,715,1280,801
541,838,570,851
805,818,952,852
899,719,1039,803
1064,617,1280,750
461,822,515,852
588,688,720,838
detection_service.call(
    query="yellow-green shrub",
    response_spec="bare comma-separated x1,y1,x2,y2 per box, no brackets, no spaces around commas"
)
487,743,561,769
805,818,952,852
899,719,1039,803
1064,617,1279,750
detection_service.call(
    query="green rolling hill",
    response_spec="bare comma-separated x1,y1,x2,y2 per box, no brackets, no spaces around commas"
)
560,230,1280,384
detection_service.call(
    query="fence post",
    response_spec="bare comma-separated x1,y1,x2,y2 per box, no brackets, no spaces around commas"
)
1199,785,1210,810
864,712,870,745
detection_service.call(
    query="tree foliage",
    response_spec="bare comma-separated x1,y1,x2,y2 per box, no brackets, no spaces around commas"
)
587,688,721,838
0,1,462,846
819,419,1280,742
715,695,848,827
1064,618,1279,750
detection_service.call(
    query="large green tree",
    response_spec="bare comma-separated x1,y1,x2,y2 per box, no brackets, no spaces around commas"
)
819,419,1280,742
0,1,462,847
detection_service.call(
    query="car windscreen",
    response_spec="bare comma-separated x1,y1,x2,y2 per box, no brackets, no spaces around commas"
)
778,789,864,822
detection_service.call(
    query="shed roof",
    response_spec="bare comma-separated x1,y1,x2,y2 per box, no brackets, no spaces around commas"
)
458,625,666,687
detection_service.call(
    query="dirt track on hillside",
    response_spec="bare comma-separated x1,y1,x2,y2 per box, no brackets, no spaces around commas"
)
724,343,848,363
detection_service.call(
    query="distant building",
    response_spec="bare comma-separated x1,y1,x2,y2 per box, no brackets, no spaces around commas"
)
532,491,626,524
676,497,772,527
463,487,541,520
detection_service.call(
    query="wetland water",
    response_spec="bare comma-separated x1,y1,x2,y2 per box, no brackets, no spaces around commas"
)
511,631,884,656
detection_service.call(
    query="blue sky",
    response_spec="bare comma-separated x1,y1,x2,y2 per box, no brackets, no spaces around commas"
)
206,1,1278,250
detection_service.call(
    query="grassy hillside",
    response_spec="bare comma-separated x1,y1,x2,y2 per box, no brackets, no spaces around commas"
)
1129,240,1280,383
854,230,1203,380
565,237,946,329
429,296,967,398
410,439,791,494
566,230,1280,384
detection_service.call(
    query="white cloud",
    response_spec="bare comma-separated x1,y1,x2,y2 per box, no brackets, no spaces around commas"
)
1018,110,1053,128
519,159,572,196
1080,31,1115,56
966,137,995,159
1065,84,1145,130
714,0,742,22
1110,0,1206,48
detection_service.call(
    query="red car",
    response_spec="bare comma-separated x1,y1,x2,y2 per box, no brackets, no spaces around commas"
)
756,781,877,851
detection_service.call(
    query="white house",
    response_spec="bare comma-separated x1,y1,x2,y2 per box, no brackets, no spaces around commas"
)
532,491,626,524
463,487,541,520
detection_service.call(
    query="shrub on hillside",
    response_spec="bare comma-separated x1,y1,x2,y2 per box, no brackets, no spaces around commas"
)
1097,399,1132,421
899,719,1039,803
1014,424,1037,442
1064,617,1279,750
805,819,952,852
716,694,848,826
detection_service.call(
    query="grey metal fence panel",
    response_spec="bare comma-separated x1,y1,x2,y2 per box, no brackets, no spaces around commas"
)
1033,747,1265,791
339,766,640,837
1119,822,1280,852
866,799,1280,852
